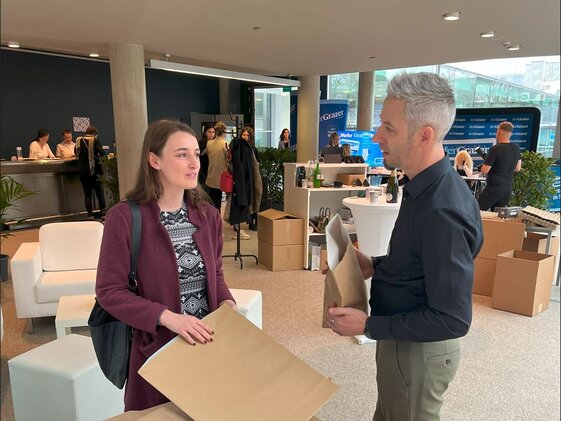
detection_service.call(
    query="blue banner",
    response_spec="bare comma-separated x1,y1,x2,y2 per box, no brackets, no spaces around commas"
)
339,130,383,167
318,100,349,152
443,108,540,164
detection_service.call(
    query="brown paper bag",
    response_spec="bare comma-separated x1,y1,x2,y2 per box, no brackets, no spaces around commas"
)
322,214,368,328
138,305,338,421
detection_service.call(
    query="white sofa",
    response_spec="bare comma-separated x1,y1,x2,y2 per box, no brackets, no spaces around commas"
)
10,221,104,323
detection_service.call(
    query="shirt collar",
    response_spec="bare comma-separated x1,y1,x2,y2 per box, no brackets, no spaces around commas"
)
403,155,452,199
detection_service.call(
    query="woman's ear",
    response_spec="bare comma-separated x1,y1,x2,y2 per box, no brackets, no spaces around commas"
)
148,152,160,170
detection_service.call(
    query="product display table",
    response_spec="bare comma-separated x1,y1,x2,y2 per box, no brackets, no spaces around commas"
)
55,294,96,338
342,196,401,257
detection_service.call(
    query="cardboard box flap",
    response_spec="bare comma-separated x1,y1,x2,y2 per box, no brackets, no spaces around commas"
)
258,208,298,221
139,306,338,421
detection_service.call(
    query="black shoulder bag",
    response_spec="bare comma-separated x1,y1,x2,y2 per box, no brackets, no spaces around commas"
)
88,201,141,389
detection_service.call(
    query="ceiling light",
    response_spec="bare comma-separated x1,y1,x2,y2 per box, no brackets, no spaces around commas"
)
89,53,100,58
8,41,20,48
442,11,460,21
507,44,521,51
149,59,301,87
501,42,511,47
368,56,376,59
480,31,496,38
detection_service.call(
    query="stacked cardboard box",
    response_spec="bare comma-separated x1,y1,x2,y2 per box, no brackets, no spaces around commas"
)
492,250,555,316
336,173,366,186
473,218,525,296
258,209,304,271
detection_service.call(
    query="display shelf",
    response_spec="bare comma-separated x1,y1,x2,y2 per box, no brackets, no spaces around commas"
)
283,162,368,268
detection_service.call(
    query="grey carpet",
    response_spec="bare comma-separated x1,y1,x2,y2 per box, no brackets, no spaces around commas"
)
1,226,559,421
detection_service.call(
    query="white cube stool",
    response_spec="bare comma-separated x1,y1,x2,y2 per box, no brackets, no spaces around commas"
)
55,294,96,338
8,334,124,421
231,289,262,329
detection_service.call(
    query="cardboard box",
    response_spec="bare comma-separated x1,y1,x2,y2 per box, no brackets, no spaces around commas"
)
495,206,522,219
320,248,328,271
258,240,304,271
258,209,304,246
479,219,525,260
492,250,555,316
523,233,560,285
473,257,497,296
336,173,365,186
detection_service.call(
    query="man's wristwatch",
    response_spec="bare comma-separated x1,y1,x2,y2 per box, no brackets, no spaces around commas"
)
364,317,373,339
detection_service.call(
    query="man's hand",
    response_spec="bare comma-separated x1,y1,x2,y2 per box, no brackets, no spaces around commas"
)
355,247,374,279
327,306,368,337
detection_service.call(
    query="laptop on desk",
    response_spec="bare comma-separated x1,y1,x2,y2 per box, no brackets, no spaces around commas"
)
323,154,342,163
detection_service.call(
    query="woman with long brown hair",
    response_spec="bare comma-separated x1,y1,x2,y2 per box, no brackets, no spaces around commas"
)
96,120,236,412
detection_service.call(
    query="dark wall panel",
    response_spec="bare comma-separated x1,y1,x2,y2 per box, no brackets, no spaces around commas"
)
0,50,221,160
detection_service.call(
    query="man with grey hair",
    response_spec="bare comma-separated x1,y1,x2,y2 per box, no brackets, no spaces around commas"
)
478,121,522,211
328,72,483,420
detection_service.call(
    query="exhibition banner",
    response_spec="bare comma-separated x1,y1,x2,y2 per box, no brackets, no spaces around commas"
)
339,130,383,167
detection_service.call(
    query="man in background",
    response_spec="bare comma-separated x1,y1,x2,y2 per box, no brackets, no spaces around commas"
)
328,72,483,421
478,121,522,211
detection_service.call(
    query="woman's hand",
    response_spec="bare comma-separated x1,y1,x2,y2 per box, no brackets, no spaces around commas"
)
159,309,214,345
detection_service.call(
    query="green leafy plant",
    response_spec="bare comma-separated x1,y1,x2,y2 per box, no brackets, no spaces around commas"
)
0,175,35,241
509,151,556,209
258,147,297,206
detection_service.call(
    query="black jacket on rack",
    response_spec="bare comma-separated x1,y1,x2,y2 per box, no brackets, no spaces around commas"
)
229,137,255,224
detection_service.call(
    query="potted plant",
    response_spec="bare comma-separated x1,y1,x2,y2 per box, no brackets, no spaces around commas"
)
257,147,297,210
0,175,35,281
509,151,557,209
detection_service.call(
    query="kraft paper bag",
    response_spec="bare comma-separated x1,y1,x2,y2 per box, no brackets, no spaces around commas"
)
138,305,338,421
106,402,323,421
322,214,368,328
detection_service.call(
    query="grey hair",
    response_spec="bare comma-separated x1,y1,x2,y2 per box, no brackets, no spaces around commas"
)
386,72,456,142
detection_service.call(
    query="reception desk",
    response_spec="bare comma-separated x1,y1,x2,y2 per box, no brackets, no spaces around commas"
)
1,159,86,223
342,196,401,257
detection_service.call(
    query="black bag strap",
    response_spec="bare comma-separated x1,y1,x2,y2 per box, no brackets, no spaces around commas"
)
127,201,142,292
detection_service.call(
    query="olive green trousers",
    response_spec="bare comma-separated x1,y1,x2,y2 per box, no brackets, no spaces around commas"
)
373,338,461,421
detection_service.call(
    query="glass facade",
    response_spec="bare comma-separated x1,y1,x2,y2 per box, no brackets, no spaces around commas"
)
329,59,560,157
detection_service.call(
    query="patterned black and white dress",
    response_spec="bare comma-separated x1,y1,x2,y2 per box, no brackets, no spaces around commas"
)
160,205,210,319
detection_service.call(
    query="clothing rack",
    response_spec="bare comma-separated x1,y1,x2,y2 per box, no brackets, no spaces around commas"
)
223,224,258,269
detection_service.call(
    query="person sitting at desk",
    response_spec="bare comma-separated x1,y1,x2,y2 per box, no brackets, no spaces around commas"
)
29,129,55,159
454,150,473,177
56,129,76,159
321,132,343,157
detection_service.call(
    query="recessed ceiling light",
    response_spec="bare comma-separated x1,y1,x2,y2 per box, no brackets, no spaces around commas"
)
252,26,261,30
89,53,100,58
368,56,376,59
8,41,20,48
501,42,511,47
442,11,460,21
507,44,521,51
480,31,496,38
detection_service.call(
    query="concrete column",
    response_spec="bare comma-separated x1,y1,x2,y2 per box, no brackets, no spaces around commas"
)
357,71,374,131
109,43,148,199
296,75,320,163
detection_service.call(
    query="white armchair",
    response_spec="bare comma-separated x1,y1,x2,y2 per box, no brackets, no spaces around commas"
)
10,221,103,328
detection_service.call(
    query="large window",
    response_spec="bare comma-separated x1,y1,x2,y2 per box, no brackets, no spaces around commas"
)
254,88,290,148
328,56,560,157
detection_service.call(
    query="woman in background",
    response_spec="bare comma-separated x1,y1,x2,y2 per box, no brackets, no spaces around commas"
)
56,129,76,159
198,123,215,188
205,121,229,210
454,150,474,177
29,129,55,159
96,120,236,412
277,128,291,150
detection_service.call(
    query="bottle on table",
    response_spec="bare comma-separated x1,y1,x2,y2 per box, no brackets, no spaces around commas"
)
16,146,23,160
307,160,315,188
386,169,399,203
313,162,322,188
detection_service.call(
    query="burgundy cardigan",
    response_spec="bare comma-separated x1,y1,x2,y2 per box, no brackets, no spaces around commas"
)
96,199,234,411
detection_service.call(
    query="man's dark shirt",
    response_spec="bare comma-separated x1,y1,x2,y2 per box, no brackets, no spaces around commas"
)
366,156,483,342
484,143,521,189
